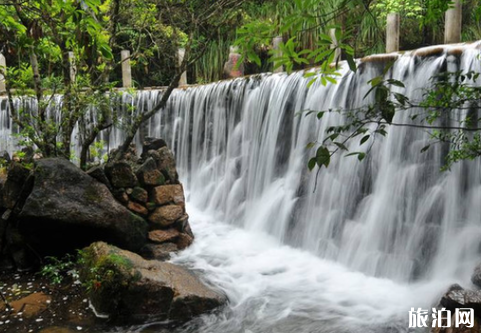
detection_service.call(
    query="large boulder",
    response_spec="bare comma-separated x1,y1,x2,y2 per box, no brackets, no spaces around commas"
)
2,162,33,210
18,158,148,255
80,242,226,323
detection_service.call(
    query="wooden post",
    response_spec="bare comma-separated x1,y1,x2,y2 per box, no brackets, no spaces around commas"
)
386,13,400,53
329,29,341,63
121,50,132,88
0,53,5,93
272,36,283,73
178,48,187,86
445,0,462,44
68,51,76,83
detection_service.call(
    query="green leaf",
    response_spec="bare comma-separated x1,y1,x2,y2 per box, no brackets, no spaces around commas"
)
420,145,430,153
306,142,316,149
308,157,317,171
357,152,366,161
316,146,331,168
360,135,370,145
333,142,348,151
346,54,357,72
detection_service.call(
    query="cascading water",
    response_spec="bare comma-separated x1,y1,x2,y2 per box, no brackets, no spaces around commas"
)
2,43,481,333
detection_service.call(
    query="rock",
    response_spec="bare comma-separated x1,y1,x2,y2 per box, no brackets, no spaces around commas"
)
146,202,158,211
151,185,185,206
39,327,77,333
81,242,226,323
86,165,112,190
136,158,165,186
149,205,184,227
148,229,180,244
105,161,138,188
156,147,178,183
0,292,51,318
127,201,149,216
177,233,194,250
140,242,179,261
112,188,129,204
2,162,33,209
130,187,148,203
472,263,481,288
141,137,167,158
440,287,481,314
172,214,192,234
18,158,148,254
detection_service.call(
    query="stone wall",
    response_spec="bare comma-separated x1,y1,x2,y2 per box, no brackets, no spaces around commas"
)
91,138,194,261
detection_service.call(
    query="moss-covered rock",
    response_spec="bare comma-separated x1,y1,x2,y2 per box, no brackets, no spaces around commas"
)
80,242,226,324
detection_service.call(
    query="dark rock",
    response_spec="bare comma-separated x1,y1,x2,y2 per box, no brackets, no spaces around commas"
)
183,220,195,239
123,144,139,164
81,242,226,323
136,158,165,186
112,188,129,204
130,187,148,203
176,233,194,250
141,138,167,158
140,243,179,261
2,163,33,210
86,165,112,190
172,214,192,235
472,264,481,289
148,229,180,244
156,147,178,183
105,161,138,188
151,185,185,206
146,201,158,211
18,158,148,255
149,205,184,227
440,287,481,315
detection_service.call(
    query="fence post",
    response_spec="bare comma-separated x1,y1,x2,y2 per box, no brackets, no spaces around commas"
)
329,29,341,63
121,50,132,88
68,51,76,83
0,53,5,93
386,13,400,53
178,48,187,86
445,0,462,44
272,36,284,73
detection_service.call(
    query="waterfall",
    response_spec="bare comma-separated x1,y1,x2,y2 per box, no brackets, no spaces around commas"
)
2,44,481,287
144,43,481,284
3,42,481,332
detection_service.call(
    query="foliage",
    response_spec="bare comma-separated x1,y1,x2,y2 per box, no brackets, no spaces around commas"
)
0,0,248,166
304,65,481,173
78,247,134,294
39,253,80,284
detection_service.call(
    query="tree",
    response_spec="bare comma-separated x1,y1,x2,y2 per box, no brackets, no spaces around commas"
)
0,0,246,169
235,0,481,172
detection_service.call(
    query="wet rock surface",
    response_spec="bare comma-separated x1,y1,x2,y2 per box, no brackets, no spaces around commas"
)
80,242,226,324
18,158,148,255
